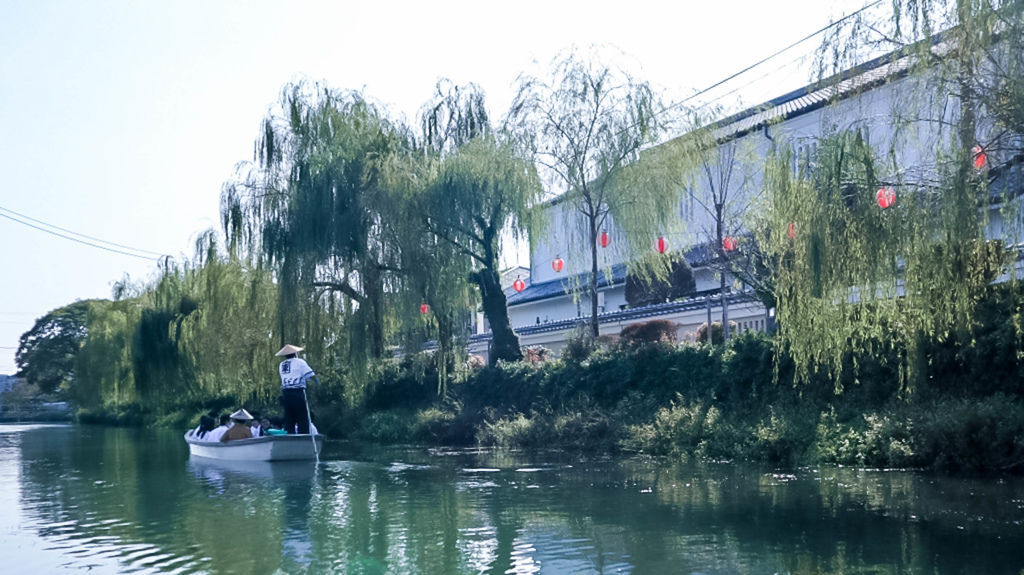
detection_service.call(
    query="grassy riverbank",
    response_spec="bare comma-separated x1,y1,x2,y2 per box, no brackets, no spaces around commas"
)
58,292,1024,475
65,327,1024,474
321,331,1024,474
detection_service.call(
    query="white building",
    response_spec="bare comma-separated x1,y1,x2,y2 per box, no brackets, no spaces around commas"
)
468,38,1023,361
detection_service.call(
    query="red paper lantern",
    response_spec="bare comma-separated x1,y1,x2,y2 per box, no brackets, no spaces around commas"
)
972,145,987,170
656,236,668,254
420,303,430,315
722,236,738,252
876,187,895,209
552,256,564,273
787,222,796,239
512,277,526,292
599,230,610,248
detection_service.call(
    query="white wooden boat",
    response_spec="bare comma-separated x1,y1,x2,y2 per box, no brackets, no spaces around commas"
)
185,432,324,461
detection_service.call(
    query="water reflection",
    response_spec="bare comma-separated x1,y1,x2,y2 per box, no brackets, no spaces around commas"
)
2,424,1024,574
187,458,318,569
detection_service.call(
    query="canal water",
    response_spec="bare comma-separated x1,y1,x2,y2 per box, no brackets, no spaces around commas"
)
2,424,1023,574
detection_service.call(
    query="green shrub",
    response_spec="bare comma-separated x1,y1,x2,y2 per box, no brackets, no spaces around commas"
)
456,361,551,415
363,354,440,411
696,321,738,345
719,331,774,404
749,406,809,465
357,410,418,443
618,320,680,349
621,397,716,456
411,407,457,442
548,397,619,450
815,408,867,464
76,403,145,427
561,324,597,364
915,395,1024,473
477,412,545,447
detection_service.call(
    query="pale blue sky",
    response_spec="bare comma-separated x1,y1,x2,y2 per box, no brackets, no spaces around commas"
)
0,0,869,374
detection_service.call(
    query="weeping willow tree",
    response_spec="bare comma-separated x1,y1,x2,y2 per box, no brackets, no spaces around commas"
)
72,267,193,414
71,233,290,415
761,0,1024,389
418,81,543,364
508,48,682,337
74,297,140,412
174,231,286,402
820,0,1024,151
130,260,200,411
765,130,1008,390
222,82,421,370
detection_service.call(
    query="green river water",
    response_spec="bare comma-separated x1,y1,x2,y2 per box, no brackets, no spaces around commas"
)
1,423,1023,574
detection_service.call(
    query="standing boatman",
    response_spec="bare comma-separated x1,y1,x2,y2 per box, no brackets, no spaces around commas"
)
276,344,316,435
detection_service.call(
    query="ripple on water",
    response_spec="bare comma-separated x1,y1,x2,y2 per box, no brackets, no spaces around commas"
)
387,462,432,472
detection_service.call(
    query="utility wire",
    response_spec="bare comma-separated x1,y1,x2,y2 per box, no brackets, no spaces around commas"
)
0,204,167,257
662,0,882,117
0,210,167,262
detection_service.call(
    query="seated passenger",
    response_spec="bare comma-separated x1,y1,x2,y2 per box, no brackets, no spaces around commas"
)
250,411,264,437
207,414,232,442
221,409,255,442
191,414,216,439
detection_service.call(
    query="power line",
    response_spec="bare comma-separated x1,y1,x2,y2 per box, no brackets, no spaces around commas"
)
664,0,882,116
0,208,169,262
0,204,168,257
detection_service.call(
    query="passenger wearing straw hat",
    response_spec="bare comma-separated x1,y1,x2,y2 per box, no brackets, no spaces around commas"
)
276,344,316,435
220,409,255,442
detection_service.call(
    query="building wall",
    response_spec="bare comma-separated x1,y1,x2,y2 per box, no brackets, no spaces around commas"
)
507,284,628,329
471,297,770,361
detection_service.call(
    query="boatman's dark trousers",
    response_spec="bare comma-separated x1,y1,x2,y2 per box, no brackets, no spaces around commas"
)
282,388,310,434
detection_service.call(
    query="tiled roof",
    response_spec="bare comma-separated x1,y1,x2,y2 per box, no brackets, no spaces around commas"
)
505,263,626,306
704,49,909,144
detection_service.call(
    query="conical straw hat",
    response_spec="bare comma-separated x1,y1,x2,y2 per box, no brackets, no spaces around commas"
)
230,409,254,421
276,344,304,356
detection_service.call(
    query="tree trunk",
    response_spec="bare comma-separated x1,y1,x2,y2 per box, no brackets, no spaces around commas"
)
589,214,600,339
476,268,522,365
720,271,730,342
706,293,712,342
715,203,730,342
436,314,455,394
956,0,978,206
364,266,385,359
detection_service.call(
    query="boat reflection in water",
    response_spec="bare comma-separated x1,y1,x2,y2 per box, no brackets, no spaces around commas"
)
187,456,318,569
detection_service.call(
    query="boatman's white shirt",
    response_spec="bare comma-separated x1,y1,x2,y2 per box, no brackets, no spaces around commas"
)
280,357,314,389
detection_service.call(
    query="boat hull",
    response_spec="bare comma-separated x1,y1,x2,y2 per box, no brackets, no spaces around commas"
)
185,433,324,461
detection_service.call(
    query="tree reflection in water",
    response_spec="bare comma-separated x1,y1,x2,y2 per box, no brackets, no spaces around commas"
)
3,425,1024,574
